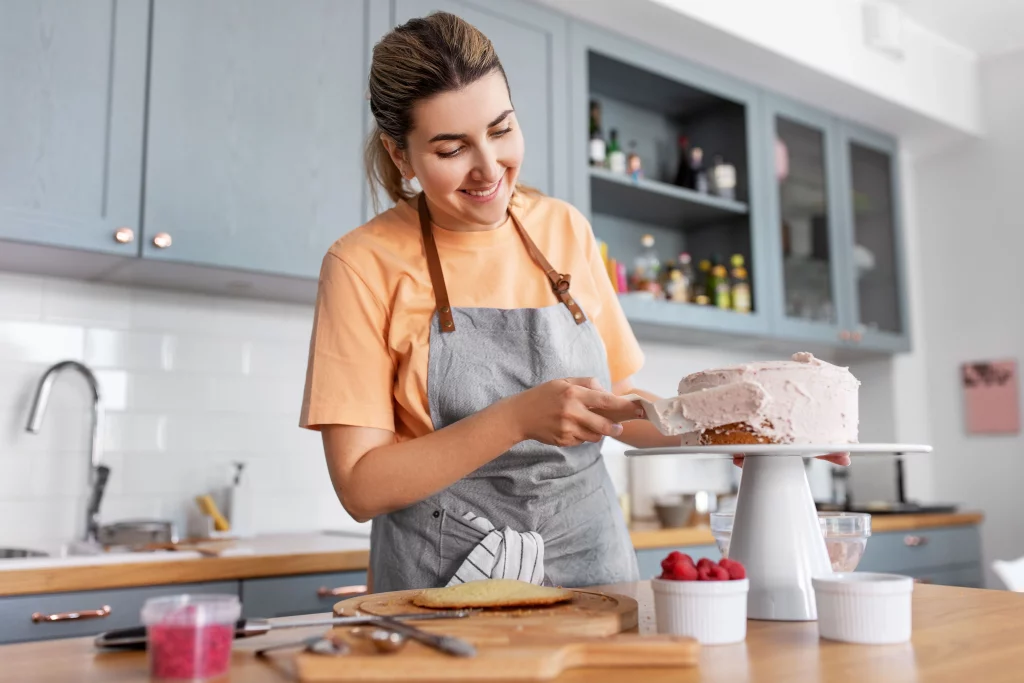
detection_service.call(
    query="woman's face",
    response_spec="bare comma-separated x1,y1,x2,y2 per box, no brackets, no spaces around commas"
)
391,70,524,231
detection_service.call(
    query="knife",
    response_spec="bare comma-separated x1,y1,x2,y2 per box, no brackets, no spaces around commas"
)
94,610,474,650
372,615,477,657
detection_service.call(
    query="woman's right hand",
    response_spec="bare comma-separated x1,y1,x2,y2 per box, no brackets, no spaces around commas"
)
503,377,644,447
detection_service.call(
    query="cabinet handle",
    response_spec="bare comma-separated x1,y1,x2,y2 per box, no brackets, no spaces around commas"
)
113,227,135,244
839,330,852,341
914,577,933,584
316,585,367,598
32,605,111,623
152,233,173,249
904,535,928,547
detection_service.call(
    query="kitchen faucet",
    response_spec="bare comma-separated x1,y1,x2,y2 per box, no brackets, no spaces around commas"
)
25,360,105,543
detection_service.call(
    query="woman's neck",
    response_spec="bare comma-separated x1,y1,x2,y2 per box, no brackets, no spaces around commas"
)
419,195,508,233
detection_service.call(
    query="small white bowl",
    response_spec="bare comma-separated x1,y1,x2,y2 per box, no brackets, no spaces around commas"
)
812,573,914,644
651,577,749,645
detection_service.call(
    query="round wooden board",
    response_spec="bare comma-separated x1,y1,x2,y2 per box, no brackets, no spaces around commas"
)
334,588,639,639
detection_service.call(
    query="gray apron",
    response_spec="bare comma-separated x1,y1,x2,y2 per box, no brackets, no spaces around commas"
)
368,196,638,592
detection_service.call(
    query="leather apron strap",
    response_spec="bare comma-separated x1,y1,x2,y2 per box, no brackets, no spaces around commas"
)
417,194,587,333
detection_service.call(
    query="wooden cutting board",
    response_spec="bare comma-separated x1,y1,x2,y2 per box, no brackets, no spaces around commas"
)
293,589,698,681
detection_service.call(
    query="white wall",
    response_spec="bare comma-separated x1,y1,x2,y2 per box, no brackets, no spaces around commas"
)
911,49,1024,588
0,272,365,555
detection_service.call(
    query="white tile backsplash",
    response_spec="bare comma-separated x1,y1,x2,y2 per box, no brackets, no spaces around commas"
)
0,272,366,554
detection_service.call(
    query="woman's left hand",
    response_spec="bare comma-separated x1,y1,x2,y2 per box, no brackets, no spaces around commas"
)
732,453,850,467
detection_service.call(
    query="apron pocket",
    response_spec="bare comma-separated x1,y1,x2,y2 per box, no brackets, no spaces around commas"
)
438,510,488,582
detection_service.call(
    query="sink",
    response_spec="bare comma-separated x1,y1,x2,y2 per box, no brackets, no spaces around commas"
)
0,548,48,559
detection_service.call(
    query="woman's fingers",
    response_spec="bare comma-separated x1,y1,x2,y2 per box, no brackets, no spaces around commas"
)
572,406,623,438
578,387,645,424
733,453,851,467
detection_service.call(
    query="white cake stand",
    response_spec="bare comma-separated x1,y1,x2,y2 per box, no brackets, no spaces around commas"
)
625,443,932,621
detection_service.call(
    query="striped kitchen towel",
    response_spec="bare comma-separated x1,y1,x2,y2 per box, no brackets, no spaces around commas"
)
445,512,545,586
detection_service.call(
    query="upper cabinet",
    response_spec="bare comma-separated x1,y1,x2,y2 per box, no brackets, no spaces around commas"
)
0,0,148,256
141,0,367,278
391,0,569,199
568,22,771,340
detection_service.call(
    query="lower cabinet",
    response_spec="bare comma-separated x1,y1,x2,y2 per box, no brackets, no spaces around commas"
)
0,581,239,645
240,570,368,619
635,544,721,581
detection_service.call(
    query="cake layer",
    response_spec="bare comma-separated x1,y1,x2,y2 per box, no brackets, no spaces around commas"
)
677,352,859,445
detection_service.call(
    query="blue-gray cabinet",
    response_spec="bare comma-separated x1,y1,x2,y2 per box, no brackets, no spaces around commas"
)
0,581,238,645
0,0,148,256
141,0,367,278
856,525,983,586
391,0,570,200
240,570,367,619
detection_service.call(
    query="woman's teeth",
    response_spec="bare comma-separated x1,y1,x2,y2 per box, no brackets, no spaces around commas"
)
462,183,499,197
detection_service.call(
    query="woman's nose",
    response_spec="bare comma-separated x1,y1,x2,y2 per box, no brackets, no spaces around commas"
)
470,146,502,184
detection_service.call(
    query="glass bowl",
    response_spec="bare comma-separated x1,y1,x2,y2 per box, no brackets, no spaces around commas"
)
710,512,871,572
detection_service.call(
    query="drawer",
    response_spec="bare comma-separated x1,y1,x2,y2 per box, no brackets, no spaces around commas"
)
240,571,367,619
907,565,985,589
0,581,239,645
857,526,982,574
635,545,720,581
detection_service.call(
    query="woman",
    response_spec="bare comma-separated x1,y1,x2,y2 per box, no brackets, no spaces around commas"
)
300,12,841,593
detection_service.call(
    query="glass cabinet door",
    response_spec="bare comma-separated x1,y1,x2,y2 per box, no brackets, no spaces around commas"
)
764,98,846,343
838,124,910,352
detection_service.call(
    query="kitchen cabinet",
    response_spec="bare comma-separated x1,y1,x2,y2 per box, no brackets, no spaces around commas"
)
391,0,570,199
0,0,148,256
141,0,367,278
0,581,238,645
239,570,367,619
856,525,983,586
635,545,720,581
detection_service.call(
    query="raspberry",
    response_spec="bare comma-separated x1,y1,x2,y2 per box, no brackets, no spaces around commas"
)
726,562,746,580
696,566,712,581
696,557,715,572
710,565,730,581
672,562,699,581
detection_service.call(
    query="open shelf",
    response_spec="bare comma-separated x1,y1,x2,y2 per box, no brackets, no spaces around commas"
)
589,167,748,229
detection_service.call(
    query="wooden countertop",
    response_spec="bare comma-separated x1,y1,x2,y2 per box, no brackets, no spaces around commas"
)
0,513,983,597
3,582,1022,682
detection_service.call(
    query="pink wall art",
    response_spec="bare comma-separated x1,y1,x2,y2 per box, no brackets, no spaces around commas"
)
961,360,1020,435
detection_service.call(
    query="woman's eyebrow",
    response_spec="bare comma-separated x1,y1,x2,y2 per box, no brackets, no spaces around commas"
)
427,109,515,143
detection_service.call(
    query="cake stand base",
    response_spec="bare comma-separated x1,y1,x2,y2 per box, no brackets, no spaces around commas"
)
728,455,833,621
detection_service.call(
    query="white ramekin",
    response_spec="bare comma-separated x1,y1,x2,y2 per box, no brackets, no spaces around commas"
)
651,577,749,645
812,572,914,644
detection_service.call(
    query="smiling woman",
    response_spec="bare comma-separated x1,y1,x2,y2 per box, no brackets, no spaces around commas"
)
300,11,683,594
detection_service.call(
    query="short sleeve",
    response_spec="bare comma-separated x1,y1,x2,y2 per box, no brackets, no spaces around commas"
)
300,252,396,431
574,209,645,384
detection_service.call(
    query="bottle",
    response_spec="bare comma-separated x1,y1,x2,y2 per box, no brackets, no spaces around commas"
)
673,135,695,189
677,252,695,302
711,155,737,200
588,100,606,167
691,147,709,194
694,259,712,305
608,129,627,174
730,254,751,314
631,234,661,292
627,141,643,182
712,264,731,309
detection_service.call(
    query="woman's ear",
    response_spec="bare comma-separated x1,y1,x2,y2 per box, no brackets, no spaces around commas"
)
381,134,414,180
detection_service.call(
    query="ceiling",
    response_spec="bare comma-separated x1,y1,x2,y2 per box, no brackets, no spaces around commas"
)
897,0,1024,58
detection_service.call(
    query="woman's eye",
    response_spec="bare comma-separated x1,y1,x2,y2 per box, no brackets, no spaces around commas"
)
492,126,513,137
437,146,464,159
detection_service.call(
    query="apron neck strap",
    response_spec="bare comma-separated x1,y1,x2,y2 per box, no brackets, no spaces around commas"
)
416,193,587,332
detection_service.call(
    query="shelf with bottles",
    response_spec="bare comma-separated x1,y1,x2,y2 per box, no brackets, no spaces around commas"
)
599,233,753,317
586,51,750,230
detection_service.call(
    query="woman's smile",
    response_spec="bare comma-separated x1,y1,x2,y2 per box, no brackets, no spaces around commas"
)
459,177,503,203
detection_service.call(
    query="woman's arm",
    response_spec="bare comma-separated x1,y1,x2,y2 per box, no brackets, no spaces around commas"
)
322,378,640,522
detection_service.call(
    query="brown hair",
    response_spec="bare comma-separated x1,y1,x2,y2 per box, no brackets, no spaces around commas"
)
365,11,534,213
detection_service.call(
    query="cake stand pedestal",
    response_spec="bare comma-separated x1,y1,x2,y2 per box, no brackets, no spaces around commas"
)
624,444,932,622
729,455,830,621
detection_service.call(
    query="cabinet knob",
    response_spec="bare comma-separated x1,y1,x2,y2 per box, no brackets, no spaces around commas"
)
316,584,367,599
851,331,863,343
32,604,111,623
839,330,852,341
113,227,135,244
152,233,173,249
904,535,928,547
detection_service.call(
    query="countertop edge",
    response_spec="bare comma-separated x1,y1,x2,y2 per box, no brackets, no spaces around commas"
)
0,513,982,597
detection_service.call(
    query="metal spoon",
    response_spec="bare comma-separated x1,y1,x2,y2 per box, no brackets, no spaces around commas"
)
350,627,407,654
255,635,349,658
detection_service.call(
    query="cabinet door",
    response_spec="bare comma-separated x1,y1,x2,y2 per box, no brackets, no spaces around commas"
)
0,0,147,255
142,0,367,278
392,0,569,199
835,124,911,352
240,571,367,619
763,96,847,345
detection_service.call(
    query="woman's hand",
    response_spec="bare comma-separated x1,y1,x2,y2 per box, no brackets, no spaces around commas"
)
504,377,644,447
732,453,851,467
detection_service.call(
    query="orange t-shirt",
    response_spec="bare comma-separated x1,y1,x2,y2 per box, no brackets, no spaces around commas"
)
299,193,644,441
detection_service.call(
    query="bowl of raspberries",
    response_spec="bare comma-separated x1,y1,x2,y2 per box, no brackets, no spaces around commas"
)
651,551,749,645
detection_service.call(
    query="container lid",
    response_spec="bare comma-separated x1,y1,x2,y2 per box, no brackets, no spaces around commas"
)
141,594,240,627
812,573,913,595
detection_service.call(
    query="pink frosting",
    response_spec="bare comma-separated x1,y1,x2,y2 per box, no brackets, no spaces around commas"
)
674,352,860,444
